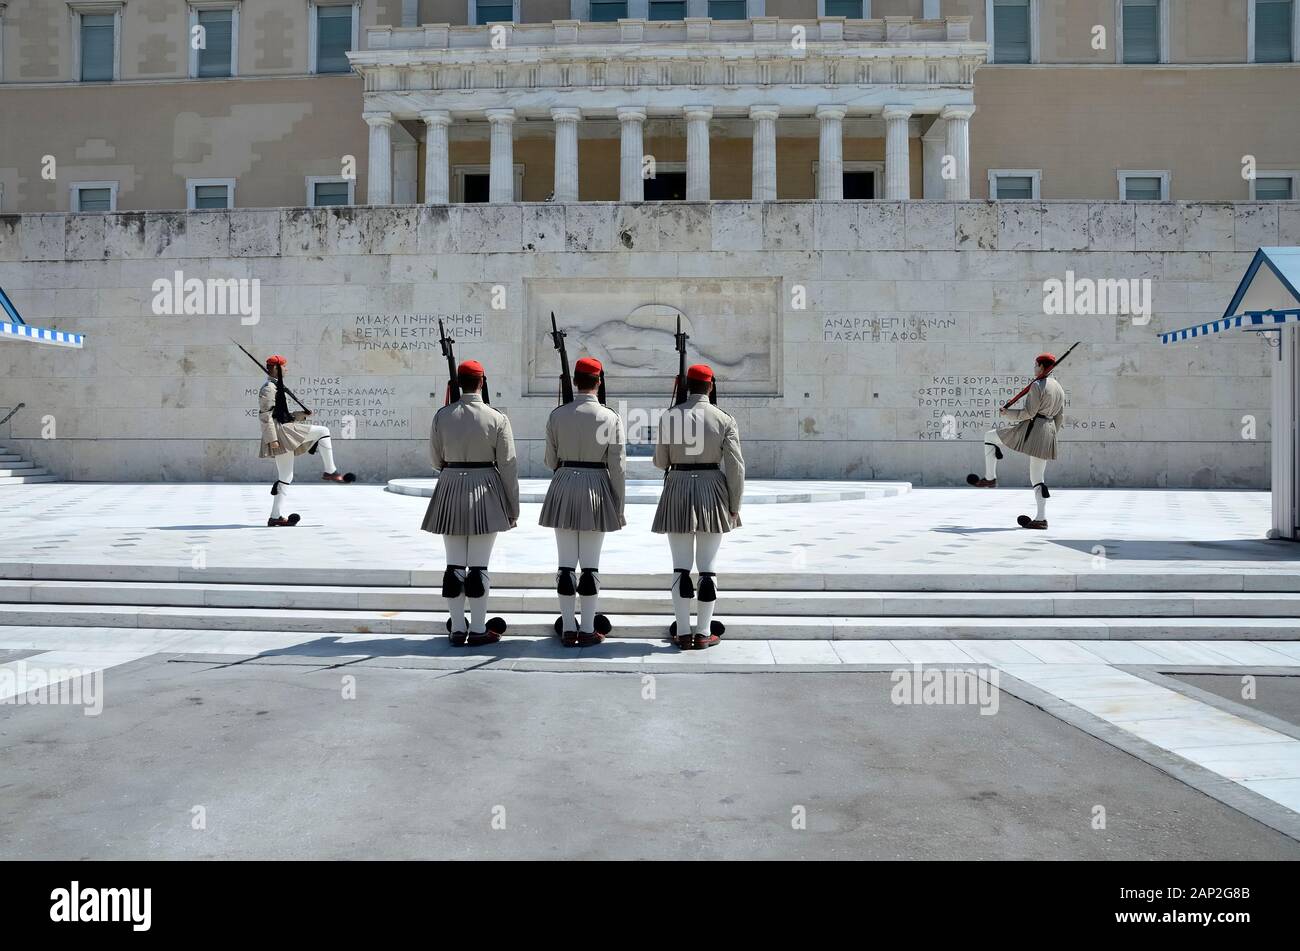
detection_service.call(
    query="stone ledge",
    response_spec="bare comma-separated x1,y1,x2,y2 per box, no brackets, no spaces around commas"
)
2,202,1289,263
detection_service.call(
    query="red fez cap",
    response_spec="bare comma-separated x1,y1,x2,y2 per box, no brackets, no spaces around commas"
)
687,363,713,383
1035,353,1057,367
458,359,485,377
574,356,603,375
266,355,286,367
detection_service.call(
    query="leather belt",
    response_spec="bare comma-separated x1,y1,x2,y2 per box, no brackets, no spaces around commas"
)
443,462,495,469
669,463,720,471
558,461,607,469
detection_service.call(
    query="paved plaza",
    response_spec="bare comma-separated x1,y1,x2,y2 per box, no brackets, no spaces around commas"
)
2,482,1300,857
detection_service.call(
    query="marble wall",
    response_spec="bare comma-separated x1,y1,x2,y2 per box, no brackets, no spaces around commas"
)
0,199,1293,486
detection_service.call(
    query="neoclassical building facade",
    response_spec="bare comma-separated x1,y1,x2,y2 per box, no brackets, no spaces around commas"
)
350,17,983,206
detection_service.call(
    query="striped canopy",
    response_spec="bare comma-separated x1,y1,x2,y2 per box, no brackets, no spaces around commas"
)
0,286,85,349
1159,247,1300,345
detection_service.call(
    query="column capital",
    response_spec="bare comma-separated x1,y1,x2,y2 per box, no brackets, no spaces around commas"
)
420,109,451,127
363,111,395,128
749,104,780,121
485,108,517,125
815,105,848,121
684,105,714,121
940,104,977,121
881,105,914,121
550,106,582,122
617,106,647,123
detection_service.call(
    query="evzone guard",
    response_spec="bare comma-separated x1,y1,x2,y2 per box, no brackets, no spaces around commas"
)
967,347,1075,530
421,325,518,646
254,353,355,528
653,355,745,651
539,325,626,646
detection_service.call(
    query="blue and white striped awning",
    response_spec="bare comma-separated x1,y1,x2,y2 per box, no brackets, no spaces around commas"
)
1160,309,1300,344
0,320,85,348
1160,247,1300,345
0,286,85,349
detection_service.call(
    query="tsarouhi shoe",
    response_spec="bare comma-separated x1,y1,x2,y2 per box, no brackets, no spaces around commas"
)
322,471,356,483
561,630,580,648
966,475,997,488
449,630,468,647
577,631,605,647
466,630,501,647
1017,515,1048,530
693,631,721,650
267,514,301,527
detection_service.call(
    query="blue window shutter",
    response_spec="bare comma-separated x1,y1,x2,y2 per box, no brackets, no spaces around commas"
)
317,6,354,73
81,15,115,81
1122,1,1160,63
993,1,1031,64
1256,0,1295,62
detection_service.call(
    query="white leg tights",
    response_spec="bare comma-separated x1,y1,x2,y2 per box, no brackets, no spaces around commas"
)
667,532,723,635
1031,456,1048,521
555,529,605,633
304,425,336,473
442,533,498,633
983,429,1006,481
270,451,295,519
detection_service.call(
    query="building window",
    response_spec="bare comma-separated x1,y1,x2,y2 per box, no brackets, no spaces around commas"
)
1118,0,1167,64
988,0,1035,64
644,162,687,201
589,0,626,19
307,177,354,206
813,161,884,199
187,179,235,209
452,165,524,203
1251,0,1296,62
471,0,517,24
648,0,686,19
708,0,747,18
74,5,121,82
311,3,357,74
190,5,238,79
71,182,118,212
1252,171,1298,200
1118,170,1170,201
822,0,866,16
988,169,1041,199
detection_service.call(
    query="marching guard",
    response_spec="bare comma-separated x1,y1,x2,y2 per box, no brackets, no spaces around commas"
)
652,363,745,650
967,351,1068,530
539,355,627,647
421,357,519,646
257,354,355,528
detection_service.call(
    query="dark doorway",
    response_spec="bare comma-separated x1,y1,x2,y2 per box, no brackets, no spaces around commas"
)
644,171,687,201
462,173,490,203
843,171,876,199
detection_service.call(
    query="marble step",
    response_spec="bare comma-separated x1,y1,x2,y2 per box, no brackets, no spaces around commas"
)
3,580,1300,619
0,466,43,477
0,454,23,463
0,473,56,485
1,602,1298,640
3,561,1299,592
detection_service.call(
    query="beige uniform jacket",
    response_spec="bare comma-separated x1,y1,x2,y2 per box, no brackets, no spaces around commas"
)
258,379,314,459
654,394,746,515
544,394,628,520
430,393,521,520
996,376,1066,461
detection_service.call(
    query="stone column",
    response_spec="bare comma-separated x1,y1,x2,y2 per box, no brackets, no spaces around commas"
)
617,107,646,202
550,107,581,203
485,108,516,204
421,110,451,205
815,105,846,200
364,111,394,205
882,105,913,200
749,104,779,201
684,105,712,202
941,104,976,201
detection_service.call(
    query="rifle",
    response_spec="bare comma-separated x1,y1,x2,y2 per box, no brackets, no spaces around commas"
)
438,319,460,405
1003,341,1080,410
232,341,311,415
670,315,689,406
550,312,574,405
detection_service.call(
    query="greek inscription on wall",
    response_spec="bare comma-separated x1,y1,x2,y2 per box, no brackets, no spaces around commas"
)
344,313,485,351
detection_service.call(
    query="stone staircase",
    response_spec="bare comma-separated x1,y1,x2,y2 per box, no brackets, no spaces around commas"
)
2,567,1298,641
0,445,56,486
